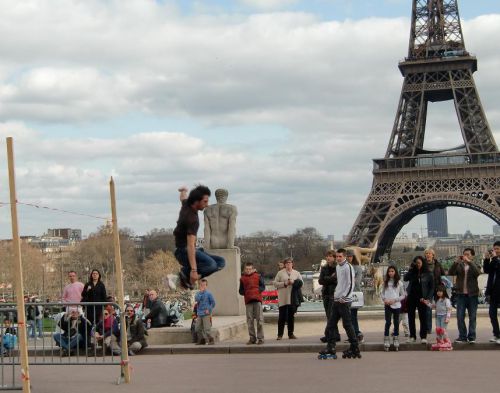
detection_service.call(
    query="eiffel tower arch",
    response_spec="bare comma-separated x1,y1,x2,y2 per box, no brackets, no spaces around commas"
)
346,0,500,261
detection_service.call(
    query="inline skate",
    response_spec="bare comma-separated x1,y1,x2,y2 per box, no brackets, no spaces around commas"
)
318,344,337,360
342,343,362,359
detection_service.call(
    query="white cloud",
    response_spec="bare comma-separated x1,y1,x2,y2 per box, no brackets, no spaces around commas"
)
0,2,499,239
239,0,299,11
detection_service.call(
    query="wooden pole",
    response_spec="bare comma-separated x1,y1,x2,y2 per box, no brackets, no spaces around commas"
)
6,137,31,393
109,177,131,383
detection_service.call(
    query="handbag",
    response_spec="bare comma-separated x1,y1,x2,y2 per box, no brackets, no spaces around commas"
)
351,291,364,308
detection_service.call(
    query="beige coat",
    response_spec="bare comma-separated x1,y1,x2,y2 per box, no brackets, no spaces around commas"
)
273,269,303,307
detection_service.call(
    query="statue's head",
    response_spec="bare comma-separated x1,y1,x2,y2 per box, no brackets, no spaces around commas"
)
215,188,228,204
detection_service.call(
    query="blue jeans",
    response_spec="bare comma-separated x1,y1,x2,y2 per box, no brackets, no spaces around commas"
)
436,315,448,330
384,306,400,337
426,307,432,333
35,319,44,338
456,294,478,341
53,333,83,350
28,320,35,338
175,247,225,279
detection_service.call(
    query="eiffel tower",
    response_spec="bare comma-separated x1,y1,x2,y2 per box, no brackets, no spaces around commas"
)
347,0,500,261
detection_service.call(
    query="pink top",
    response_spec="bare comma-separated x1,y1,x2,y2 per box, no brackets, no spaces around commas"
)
62,282,84,303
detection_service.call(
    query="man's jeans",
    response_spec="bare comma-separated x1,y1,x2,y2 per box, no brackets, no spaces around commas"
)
53,333,83,350
174,247,225,279
35,319,44,338
456,294,478,341
488,299,500,338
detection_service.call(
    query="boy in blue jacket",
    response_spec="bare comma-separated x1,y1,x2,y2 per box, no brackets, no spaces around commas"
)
195,279,216,345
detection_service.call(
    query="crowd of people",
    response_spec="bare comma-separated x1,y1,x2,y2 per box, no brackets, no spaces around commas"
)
2,183,500,357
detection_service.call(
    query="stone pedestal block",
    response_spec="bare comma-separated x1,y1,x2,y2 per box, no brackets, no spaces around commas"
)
204,248,245,316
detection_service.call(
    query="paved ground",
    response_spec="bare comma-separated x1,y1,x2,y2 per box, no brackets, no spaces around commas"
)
2,313,499,391
24,351,500,393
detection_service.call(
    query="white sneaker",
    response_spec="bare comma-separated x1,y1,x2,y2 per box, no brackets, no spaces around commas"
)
421,338,427,344
496,338,500,345
489,337,499,342
164,274,178,291
407,337,416,343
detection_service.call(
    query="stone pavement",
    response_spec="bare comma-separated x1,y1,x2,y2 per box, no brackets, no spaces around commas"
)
27,351,500,393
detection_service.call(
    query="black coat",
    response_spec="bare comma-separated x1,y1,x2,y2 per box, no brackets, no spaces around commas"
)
291,279,304,307
144,299,169,328
484,256,500,301
404,268,434,301
318,264,337,298
81,281,107,324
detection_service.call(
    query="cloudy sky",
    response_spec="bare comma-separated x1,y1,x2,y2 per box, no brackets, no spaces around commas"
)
0,0,499,241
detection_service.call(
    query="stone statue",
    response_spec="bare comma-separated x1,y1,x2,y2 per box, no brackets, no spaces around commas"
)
204,188,238,249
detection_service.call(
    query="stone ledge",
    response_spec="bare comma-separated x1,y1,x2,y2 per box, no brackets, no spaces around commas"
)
146,317,247,345
141,341,500,355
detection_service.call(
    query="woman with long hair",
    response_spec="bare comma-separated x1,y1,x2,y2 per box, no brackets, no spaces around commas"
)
404,256,434,344
380,265,405,351
81,269,107,325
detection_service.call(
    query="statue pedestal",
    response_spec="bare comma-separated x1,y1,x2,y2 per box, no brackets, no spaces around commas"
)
204,248,245,316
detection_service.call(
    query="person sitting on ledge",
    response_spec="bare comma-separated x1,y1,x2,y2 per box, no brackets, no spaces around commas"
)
143,290,169,328
124,305,147,356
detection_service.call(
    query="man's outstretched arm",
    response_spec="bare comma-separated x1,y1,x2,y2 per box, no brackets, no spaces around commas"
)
178,186,188,202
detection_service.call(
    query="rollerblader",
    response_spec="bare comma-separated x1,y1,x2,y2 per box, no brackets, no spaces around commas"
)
320,248,361,360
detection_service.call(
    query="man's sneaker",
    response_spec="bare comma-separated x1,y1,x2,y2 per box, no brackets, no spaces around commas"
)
454,338,467,344
257,339,264,345
276,336,283,341
467,339,476,344
407,337,416,343
179,271,193,290
421,338,427,344
288,334,298,339
128,349,136,356
195,339,206,345
164,274,178,291
496,338,500,345
246,340,256,345
489,336,499,342
208,337,215,345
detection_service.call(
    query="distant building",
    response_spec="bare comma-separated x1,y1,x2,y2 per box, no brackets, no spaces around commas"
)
47,228,82,241
433,231,493,258
427,209,449,238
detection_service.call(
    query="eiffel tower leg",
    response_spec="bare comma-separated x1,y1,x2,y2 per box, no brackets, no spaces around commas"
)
450,69,498,153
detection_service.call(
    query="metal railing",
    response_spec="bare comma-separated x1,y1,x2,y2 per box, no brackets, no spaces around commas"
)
1,302,128,390
373,152,500,172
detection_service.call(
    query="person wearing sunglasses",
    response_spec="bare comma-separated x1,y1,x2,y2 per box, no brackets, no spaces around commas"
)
94,308,121,355
124,306,147,355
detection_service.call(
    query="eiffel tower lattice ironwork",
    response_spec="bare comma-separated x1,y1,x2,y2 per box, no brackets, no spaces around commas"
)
346,0,500,261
